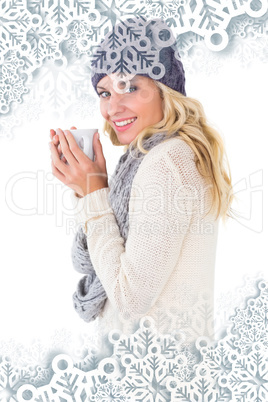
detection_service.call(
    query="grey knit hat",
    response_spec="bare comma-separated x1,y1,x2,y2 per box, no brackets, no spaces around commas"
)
90,17,186,96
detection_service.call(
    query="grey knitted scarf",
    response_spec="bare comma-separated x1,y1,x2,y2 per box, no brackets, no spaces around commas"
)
72,131,177,322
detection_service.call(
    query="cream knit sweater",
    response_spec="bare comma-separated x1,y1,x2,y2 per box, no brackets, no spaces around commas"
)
70,137,219,337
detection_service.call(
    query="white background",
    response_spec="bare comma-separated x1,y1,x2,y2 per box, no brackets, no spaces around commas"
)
0,57,267,346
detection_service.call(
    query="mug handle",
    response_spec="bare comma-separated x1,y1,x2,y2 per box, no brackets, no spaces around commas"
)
81,135,94,160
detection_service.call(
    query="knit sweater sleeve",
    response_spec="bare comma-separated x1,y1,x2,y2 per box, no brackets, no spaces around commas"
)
70,139,200,318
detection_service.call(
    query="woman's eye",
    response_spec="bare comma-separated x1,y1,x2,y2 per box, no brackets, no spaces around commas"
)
97,86,137,98
98,91,110,98
127,86,137,93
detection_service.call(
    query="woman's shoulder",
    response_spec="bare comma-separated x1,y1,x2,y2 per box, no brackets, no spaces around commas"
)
140,135,195,170
134,134,204,186
141,134,194,163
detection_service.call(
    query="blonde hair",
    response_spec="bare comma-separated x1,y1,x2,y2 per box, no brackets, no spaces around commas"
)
101,80,235,222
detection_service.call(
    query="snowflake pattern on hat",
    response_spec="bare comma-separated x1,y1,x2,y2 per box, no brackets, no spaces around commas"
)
90,17,176,78
90,16,187,96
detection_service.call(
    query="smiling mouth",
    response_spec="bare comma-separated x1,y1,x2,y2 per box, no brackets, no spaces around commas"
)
114,117,137,127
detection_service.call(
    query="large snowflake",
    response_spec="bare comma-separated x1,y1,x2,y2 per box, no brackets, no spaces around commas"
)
0,0,32,56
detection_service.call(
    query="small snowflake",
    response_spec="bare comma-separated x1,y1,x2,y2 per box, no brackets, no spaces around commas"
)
92,380,128,401
72,93,98,120
0,51,28,115
67,21,97,57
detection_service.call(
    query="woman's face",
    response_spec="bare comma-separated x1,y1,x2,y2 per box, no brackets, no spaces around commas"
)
96,74,164,145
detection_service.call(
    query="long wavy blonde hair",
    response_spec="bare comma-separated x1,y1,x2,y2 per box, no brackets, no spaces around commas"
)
101,80,235,222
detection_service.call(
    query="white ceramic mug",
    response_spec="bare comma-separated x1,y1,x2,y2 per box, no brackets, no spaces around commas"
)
68,129,97,161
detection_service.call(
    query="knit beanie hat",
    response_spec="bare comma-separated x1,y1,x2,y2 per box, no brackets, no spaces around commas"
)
90,16,186,96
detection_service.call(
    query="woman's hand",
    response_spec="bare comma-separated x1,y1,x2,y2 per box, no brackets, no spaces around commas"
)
50,126,78,163
49,128,108,197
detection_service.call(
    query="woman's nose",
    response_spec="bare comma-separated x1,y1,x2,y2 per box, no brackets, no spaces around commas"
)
107,93,125,116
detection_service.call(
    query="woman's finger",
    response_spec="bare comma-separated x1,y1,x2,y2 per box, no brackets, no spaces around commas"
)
51,159,66,182
50,129,56,140
58,129,86,164
58,144,67,162
53,134,59,144
92,132,108,174
50,141,69,175
70,126,77,130
50,129,60,146
57,129,79,165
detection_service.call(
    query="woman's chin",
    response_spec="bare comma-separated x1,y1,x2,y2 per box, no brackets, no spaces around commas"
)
116,133,138,145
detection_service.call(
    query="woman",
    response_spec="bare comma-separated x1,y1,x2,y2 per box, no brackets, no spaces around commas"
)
49,17,234,338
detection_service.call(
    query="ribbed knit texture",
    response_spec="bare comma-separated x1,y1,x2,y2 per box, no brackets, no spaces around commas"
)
70,134,219,336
